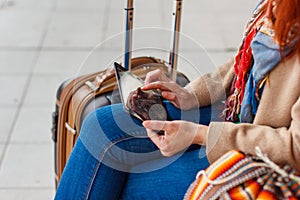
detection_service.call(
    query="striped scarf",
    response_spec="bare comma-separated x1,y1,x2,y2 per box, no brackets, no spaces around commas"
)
224,0,267,122
223,0,294,123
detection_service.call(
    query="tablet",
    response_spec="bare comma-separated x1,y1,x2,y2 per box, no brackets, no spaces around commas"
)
114,62,167,122
114,62,146,121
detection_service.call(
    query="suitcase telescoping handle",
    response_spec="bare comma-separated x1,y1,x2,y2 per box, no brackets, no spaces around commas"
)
124,0,133,71
124,0,183,77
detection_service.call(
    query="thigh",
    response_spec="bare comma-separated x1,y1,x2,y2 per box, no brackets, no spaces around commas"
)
120,148,209,200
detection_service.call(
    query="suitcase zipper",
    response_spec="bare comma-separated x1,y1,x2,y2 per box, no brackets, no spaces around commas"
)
65,122,76,135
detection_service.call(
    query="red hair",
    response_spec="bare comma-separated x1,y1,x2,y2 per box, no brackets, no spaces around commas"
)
271,0,300,57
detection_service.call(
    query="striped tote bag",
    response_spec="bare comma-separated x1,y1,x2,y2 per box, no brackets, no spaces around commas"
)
184,148,300,200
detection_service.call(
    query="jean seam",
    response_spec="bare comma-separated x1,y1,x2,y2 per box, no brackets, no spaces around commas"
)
84,135,134,200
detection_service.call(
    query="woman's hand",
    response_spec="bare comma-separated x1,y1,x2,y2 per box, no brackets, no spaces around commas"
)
143,120,208,157
142,69,198,110
144,69,171,84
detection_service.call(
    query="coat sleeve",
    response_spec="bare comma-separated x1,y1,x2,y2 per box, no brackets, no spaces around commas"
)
184,58,235,107
206,95,300,172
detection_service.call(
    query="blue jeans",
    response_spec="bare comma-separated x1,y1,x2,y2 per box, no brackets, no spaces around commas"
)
55,102,220,200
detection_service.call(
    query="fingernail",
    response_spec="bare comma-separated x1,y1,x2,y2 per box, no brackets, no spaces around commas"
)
142,120,149,127
142,121,147,126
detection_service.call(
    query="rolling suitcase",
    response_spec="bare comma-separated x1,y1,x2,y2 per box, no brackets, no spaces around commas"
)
51,0,189,187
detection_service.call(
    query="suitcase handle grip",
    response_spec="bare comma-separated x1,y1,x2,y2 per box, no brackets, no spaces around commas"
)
124,0,183,77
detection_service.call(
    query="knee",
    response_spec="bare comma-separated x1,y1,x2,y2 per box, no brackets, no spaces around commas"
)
80,105,116,139
78,106,119,160
77,105,147,164
79,109,104,139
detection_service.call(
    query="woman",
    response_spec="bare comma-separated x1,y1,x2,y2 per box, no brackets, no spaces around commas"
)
55,0,300,199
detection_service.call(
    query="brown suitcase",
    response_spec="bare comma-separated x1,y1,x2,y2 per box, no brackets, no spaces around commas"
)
51,0,188,187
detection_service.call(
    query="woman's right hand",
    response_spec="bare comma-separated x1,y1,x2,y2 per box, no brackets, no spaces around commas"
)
142,69,198,110
144,69,170,84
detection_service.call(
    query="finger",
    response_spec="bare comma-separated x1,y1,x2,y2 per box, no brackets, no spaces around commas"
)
161,91,180,108
141,82,165,91
145,128,164,147
142,81,175,92
144,69,162,84
145,128,159,138
161,91,176,101
143,120,167,132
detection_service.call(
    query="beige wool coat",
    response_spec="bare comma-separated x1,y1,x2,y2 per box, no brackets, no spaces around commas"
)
185,53,300,171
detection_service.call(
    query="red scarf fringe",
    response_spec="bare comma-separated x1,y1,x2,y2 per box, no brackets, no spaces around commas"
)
234,28,257,103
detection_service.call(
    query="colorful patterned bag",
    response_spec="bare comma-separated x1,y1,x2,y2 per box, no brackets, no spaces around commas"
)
184,147,300,200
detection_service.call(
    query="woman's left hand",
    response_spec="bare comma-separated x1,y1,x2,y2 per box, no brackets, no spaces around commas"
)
143,120,208,157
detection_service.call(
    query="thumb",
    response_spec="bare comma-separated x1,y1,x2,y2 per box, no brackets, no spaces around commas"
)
142,120,166,131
